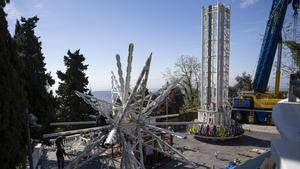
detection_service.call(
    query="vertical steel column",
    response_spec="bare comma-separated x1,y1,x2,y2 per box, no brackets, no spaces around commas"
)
201,7,205,110
207,5,213,109
217,3,225,111
200,3,230,112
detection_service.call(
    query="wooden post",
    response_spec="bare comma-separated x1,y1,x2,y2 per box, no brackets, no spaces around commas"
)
26,109,33,169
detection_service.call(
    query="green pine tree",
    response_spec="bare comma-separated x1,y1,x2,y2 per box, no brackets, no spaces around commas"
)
56,50,95,125
14,16,56,138
0,0,27,168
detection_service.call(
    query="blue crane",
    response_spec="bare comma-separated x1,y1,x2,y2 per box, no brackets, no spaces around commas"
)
253,0,299,92
232,0,299,124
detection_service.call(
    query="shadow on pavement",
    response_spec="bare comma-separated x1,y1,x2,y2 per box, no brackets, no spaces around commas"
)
194,134,271,148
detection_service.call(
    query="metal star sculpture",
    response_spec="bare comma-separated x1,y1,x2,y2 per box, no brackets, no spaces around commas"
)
65,44,199,169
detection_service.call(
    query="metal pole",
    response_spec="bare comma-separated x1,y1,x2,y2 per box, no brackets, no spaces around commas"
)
26,109,33,169
207,5,212,109
293,12,297,41
275,42,282,97
166,95,168,128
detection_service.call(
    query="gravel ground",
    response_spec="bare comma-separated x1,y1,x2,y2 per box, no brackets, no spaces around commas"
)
42,126,280,169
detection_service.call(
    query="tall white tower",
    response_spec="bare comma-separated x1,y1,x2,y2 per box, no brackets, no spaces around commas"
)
200,3,230,112
199,3,230,125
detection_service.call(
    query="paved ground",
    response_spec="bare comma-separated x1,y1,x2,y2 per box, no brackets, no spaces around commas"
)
242,124,278,134
157,131,280,169
42,125,280,169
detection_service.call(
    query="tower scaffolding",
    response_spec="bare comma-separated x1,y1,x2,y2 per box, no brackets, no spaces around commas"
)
199,3,231,125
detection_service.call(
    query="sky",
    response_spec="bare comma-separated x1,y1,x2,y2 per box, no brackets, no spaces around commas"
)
4,0,297,91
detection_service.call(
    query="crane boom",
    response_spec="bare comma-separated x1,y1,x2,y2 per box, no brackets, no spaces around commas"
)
232,0,300,125
252,0,289,92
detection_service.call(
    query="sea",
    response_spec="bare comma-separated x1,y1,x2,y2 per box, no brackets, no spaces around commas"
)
92,88,159,101
92,91,112,102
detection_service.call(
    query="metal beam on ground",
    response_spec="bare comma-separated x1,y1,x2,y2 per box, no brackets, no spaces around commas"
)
50,121,96,126
148,121,205,125
145,124,187,139
148,114,179,119
43,125,110,138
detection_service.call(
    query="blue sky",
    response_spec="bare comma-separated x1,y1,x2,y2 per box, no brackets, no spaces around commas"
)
4,0,296,91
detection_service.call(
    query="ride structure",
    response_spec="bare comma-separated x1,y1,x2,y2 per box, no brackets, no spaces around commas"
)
195,3,244,140
231,0,300,124
44,44,205,169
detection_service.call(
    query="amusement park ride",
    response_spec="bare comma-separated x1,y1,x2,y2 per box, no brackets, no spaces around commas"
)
41,1,300,168
195,3,244,140
44,44,204,169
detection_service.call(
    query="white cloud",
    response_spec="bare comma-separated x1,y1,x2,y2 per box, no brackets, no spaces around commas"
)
4,2,22,21
240,0,260,8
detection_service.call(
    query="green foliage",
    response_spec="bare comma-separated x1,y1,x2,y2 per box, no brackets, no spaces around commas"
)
229,86,238,99
234,72,252,91
56,50,95,125
163,55,200,108
14,16,56,138
153,87,185,115
280,21,299,76
229,72,253,100
181,104,198,114
167,87,185,114
0,0,9,7
0,2,27,168
284,40,300,70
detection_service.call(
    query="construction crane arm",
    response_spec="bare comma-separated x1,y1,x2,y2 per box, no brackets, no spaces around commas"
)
252,0,291,92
